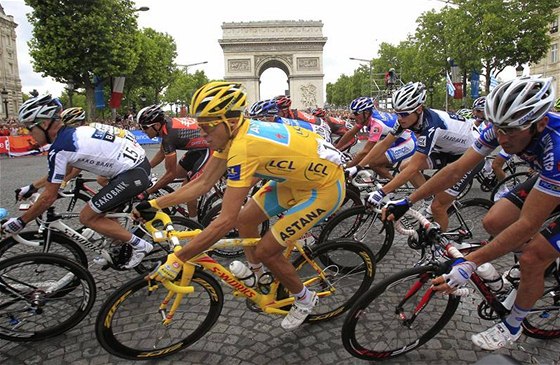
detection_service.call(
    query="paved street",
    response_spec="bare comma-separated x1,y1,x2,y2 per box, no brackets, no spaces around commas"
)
0,145,559,365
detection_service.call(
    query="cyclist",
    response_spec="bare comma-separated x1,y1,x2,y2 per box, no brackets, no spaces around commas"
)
343,96,416,181
274,95,325,125
136,104,210,221
367,82,482,231
383,76,559,351
311,107,355,151
134,81,346,330
3,96,153,269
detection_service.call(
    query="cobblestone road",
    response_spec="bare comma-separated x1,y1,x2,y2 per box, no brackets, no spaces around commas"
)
1,146,559,365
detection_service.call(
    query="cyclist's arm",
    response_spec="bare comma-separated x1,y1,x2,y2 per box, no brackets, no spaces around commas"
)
334,124,361,150
19,181,60,224
358,134,396,168
61,167,82,188
466,187,560,266
408,148,484,204
153,155,227,209
146,152,177,194
346,141,376,168
149,146,165,168
28,175,49,190
174,185,250,262
380,151,428,194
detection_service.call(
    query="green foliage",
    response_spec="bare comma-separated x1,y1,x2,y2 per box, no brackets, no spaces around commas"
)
164,69,209,110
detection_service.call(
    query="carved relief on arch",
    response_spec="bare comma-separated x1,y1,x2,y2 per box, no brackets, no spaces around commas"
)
300,83,318,108
228,59,251,72
255,54,293,71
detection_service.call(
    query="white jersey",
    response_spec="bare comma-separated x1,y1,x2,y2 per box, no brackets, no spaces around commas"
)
47,125,145,183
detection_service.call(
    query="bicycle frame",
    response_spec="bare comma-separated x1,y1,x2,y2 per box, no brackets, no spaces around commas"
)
145,212,338,325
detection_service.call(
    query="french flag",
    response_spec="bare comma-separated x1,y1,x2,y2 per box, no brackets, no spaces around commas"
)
109,77,125,109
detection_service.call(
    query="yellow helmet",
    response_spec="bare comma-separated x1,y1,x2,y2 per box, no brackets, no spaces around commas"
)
190,81,247,119
61,107,86,126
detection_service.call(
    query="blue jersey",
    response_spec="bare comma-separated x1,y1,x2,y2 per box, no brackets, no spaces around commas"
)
474,112,560,197
392,109,476,156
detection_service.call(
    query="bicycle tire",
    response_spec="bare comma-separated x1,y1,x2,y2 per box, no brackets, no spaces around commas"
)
316,205,394,263
0,253,96,342
522,274,560,339
95,269,223,360
490,171,533,202
341,264,460,360
0,231,89,267
133,215,204,274
446,198,493,242
278,239,375,323
200,203,269,258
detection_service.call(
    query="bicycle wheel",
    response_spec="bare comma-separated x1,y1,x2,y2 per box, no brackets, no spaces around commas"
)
342,265,460,360
317,205,394,263
133,215,204,274
284,239,375,323
96,269,224,360
490,171,533,202
0,231,89,267
0,253,96,341
522,273,560,339
447,198,493,242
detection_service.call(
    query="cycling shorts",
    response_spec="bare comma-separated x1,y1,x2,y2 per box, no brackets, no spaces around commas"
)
178,148,211,181
426,152,482,197
251,175,345,246
386,137,416,164
89,158,151,213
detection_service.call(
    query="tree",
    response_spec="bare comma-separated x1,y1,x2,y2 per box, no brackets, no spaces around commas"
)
25,0,141,118
164,69,210,112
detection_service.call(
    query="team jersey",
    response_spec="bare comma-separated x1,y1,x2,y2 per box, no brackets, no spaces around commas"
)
392,108,477,156
323,116,352,136
160,117,208,154
46,125,145,183
273,116,332,143
213,119,344,189
357,110,414,146
473,112,560,197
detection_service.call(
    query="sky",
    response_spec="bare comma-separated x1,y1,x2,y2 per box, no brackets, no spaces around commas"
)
1,0,517,102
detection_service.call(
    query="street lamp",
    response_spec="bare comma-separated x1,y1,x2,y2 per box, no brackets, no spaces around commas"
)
428,85,434,108
515,64,524,77
175,99,180,116
177,61,208,73
140,93,146,107
134,6,150,12
349,57,373,97
1,88,8,118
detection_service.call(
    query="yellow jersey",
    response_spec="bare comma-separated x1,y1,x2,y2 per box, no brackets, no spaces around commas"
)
214,119,344,189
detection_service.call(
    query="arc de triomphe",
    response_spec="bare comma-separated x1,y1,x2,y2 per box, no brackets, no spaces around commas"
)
219,20,327,109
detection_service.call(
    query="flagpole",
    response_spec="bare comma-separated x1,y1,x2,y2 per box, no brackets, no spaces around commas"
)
445,84,448,112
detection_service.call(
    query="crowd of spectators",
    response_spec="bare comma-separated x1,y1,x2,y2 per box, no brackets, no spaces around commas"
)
0,118,31,136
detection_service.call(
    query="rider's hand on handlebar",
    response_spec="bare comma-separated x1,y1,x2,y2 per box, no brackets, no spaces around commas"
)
432,258,477,294
147,253,184,282
366,189,386,207
132,200,159,222
382,197,412,221
2,217,26,235
15,184,38,201
344,165,363,178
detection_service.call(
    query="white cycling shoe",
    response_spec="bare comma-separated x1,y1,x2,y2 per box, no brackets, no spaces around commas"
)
471,322,522,350
124,242,153,269
281,291,318,330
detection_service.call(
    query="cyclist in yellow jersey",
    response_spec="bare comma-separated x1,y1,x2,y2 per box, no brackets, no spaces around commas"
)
133,81,346,330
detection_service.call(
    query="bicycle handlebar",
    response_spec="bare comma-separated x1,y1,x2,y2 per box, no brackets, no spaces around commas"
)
351,169,380,189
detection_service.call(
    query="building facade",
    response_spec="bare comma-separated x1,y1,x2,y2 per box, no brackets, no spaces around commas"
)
0,4,21,119
531,8,560,97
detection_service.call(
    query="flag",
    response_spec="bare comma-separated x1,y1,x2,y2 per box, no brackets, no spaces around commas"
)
94,76,105,109
446,72,456,97
470,71,480,99
109,77,125,109
490,76,499,91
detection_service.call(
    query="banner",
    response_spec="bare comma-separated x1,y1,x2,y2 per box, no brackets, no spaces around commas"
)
446,72,456,97
94,76,105,109
470,71,480,99
453,82,463,99
131,130,161,145
0,136,49,157
109,77,125,109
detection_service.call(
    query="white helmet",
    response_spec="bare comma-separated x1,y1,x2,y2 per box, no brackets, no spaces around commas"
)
392,82,427,113
18,94,61,125
485,76,555,128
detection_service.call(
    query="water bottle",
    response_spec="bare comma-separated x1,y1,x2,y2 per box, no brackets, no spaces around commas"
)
82,228,103,243
476,263,504,292
229,261,256,287
0,208,7,220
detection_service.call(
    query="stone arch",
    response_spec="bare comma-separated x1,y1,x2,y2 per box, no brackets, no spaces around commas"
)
219,20,327,109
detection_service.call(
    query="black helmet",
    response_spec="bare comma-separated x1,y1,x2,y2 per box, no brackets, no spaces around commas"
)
136,105,165,126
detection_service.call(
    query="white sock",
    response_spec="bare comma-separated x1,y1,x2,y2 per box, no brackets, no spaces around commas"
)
294,286,311,304
126,235,148,250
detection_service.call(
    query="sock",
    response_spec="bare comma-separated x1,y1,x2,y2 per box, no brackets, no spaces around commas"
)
504,303,529,334
294,286,311,303
126,235,148,250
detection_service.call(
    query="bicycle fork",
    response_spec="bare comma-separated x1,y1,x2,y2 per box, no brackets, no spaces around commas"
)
396,273,436,328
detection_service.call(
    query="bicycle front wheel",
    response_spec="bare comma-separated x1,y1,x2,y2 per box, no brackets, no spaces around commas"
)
288,239,376,323
96,269,224,360
342,265,460,360
0,253,96,341
317,205,394,263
